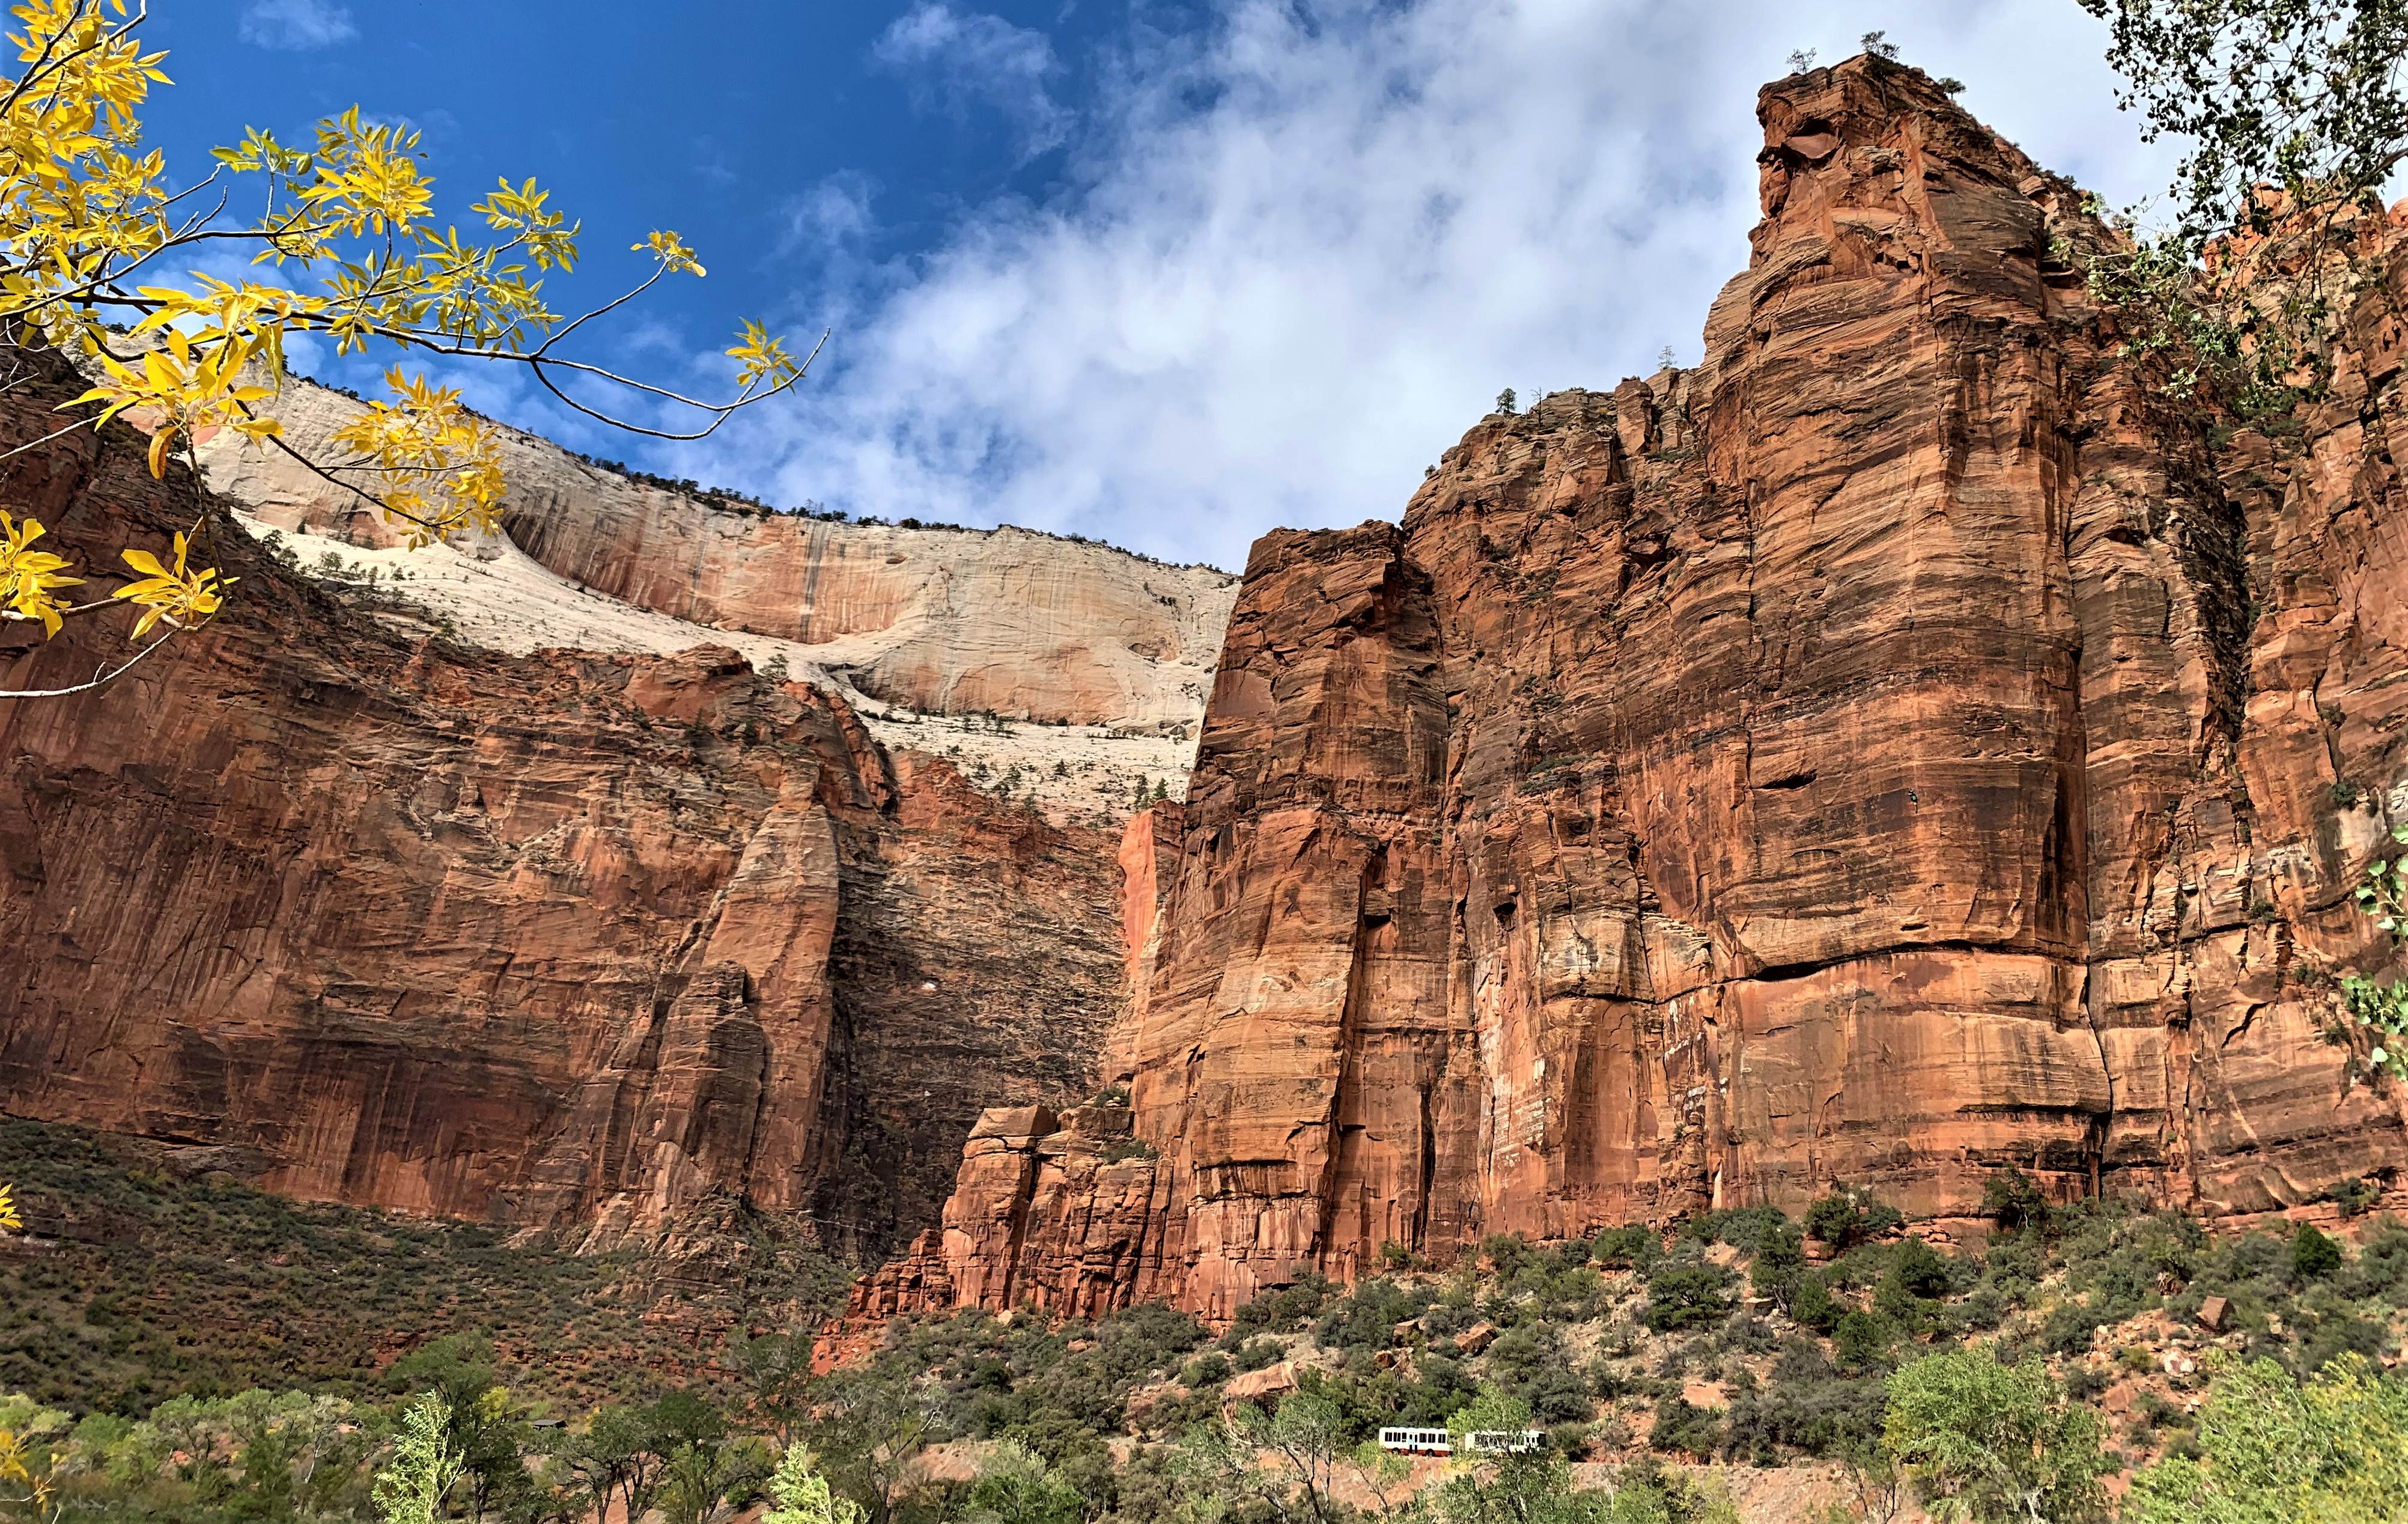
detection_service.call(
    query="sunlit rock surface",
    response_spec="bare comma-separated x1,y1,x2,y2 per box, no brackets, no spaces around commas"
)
862,57,2408,1320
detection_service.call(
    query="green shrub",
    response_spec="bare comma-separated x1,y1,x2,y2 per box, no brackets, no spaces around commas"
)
2351,1215,2408,1302
1980,1169,2054,1234
2037,1298,2109,1358
1590,1225,1662,1271
1883,1351,2106,1524
1220,1275,1334,1344
1641,1261,1735,1333
2206,1228,2290,1290
1231,1339,1281,1374
1747,1219,1806,1304
1534,1266,1605,1324
2322,1176,2383,1217
2087,1213,2206,1297
1480,1234,1539,1278
1804,1186,1903,1249
1683,1206,1791,1257
1787,1272,1841,1334
1587,1356,1638,1401
1486,1323,1595,1424
1647,1395,1722,1459
1721,1340,1885,1462
2124,1356,2408,1523
2293,1222,2344,1281
1884,1239,1953,1300
1831,1312,1893,1374
1312,1278,1419,1354
1708,1314,1775,1358
1958,1284,2008,1330
2294,1308,2389,1376
1517,1364,1595,1426
1095,1303,1205,1379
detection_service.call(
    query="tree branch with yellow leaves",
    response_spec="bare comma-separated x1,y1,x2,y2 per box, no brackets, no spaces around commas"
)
0,0,819,697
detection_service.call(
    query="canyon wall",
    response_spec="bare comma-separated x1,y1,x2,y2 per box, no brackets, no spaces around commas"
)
862,56,2408,1321
0,359,1125,1253
200,385,1236,731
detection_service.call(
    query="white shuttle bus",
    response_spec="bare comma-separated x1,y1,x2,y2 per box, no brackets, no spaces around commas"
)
1375,1428,1545,1456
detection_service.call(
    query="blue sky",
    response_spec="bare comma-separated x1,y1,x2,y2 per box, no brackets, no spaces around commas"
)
161,1,2184,569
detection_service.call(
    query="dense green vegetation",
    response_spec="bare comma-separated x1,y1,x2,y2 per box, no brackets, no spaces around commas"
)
0,1121,845,1415
7,1116,2408,1522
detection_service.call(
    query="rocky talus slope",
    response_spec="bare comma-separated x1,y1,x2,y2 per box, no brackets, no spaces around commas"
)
0,356,1127,1255
860,56,2408,1321
198,383,1238,732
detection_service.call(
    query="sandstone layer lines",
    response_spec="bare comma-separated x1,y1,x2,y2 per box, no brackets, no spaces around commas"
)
860,57,2408,1321
233,514,1200,829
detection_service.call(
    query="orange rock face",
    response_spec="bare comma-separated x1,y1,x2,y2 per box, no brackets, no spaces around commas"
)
0,359,1125,1252
872,58,2408,1320
850,1102,1174,1321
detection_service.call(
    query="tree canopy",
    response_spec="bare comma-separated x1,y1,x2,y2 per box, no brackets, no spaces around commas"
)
0,0,813,698
2076,1,2408,401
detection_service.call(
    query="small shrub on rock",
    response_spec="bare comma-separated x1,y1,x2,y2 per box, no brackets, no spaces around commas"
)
1805,1186,1903,1249
2293,1222,2344,1281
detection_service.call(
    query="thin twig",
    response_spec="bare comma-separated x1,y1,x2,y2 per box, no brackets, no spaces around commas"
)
252,421,436,532
0,626,178,699
524,329,828,439
529,262,667,358
0,413,96,463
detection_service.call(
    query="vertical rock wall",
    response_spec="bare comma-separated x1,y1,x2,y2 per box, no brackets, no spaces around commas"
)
0,358,1127,1254
864,57,2408,1321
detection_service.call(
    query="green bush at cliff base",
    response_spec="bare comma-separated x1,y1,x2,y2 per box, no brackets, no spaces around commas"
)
1884,1349,2108,1524
2123,1355,2408,1524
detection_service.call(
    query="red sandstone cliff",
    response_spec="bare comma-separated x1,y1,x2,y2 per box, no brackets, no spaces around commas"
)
0,356,1124,1254
862,56,2408,1321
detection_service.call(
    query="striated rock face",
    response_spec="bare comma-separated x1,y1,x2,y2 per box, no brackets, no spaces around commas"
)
850,1102,1173,1323
1108,802,1185,1081
868,57,2408,1320
199,382,1237,731
1,360,1124,1252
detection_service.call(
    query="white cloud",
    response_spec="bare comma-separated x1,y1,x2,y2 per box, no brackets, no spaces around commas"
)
782,174,879,255
694,0,2186,570
238,0,357,50
874,4,1071,160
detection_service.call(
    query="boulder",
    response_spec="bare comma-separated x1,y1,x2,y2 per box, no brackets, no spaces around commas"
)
1224,1362,1300,1403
